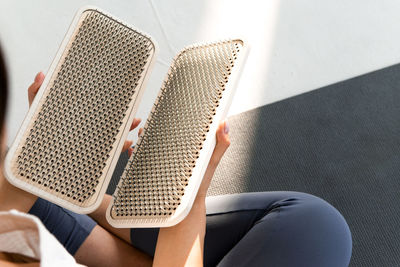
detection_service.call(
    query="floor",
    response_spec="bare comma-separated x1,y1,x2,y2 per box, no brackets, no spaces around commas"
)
1,0,400,145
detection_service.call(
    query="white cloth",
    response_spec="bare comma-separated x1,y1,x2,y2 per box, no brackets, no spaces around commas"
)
0,209,84,266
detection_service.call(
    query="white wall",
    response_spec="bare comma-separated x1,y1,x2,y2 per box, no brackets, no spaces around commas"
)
1,0,400,145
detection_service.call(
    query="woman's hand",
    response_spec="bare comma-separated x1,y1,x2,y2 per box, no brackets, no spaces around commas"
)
27,72,44,107
196,120,230,201
27,72,142,157
121,118,143,157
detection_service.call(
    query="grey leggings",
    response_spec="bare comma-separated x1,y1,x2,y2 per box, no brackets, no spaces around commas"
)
131,191,352,267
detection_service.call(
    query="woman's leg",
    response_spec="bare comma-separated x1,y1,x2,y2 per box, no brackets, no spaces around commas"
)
30,192,352,266
131,191,352,267
28,198,97,256
205,192,352,267
28,198,152,267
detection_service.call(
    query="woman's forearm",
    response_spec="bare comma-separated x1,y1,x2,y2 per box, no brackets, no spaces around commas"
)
152,144,228,267
0,260,39,267
153,196,207,267
0,173,37,212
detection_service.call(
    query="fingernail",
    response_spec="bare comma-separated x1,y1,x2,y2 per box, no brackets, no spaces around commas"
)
224,120,230,134
35,72,43,83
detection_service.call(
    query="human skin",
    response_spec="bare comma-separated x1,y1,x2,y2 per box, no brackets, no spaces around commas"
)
0,72,230,267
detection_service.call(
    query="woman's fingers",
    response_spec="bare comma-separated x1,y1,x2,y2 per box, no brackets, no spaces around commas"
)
122,140,133,154
209,120,230,166
127,128,144,157
122,119,142,156
130,118,141,131
128,147,134,157
28,72,45,107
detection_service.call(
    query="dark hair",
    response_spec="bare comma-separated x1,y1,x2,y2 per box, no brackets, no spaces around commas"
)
0,46,8,136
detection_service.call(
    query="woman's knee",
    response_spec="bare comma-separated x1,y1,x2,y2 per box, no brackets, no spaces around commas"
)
216,192,353,267
271,192,352,266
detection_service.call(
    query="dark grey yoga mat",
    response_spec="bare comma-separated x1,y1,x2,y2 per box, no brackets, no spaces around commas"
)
109,64,400,266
